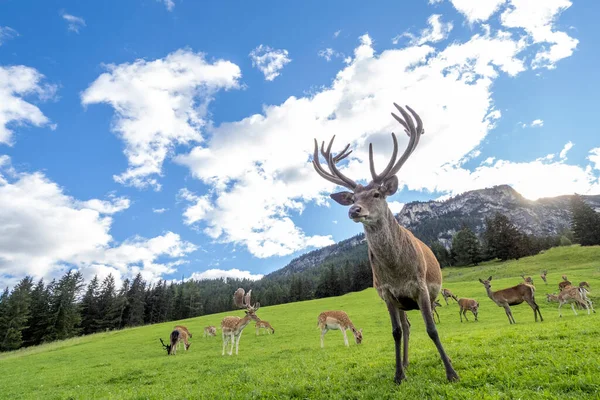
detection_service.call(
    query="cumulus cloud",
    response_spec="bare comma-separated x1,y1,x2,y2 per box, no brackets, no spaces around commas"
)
449,0,507,23
559,141,573,160
61,12,86,33
0,65,57,145
157,0,175,11
153,207,168,213
0,158,196,289
81,49,242,190
173,4,592,259
318,48,345,62
334,30,342,38
188,268,263,281
522,118,544,128
388,201,406,214
249,45,292,81
0,26,18,46
589,148,600,171
394,15,453,46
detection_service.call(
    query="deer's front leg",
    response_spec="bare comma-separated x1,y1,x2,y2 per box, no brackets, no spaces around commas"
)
399,311,410,368
418,292,459,382
386,301,405,384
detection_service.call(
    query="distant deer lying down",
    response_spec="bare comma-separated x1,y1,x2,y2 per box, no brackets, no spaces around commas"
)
174,325,192,350
441,288,458,305
221,288,260,356
204,326,217,337
160,327,191,355
255,320,275,335
317,311,362,348
479,277,543,324
458,298,479,322
520,274,534,285
557,286,591,317
311,104,458,383
432,300,442,324
540,270,548,284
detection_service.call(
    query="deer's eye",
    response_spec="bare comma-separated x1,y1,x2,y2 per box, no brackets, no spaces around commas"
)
373,192,380,198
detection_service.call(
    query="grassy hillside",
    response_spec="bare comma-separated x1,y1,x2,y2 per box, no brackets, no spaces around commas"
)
1,246,599,399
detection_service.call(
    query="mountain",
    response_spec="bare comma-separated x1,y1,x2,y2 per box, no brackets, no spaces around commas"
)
267,185,600,278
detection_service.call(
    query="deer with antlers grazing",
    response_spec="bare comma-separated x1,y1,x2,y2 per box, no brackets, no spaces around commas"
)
440,288,458,305
540,270,548,284
173,325,192,350
311,103,458,383
221,288,260,356
457,298,479,322
478,277,543,324
160,327,191,355
520,274,534,286
255,320,275,335
317,311,362,347
204,326,217,337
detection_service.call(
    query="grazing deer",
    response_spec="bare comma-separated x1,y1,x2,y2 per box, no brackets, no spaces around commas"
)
540,270,548,284
440,288,458,305
311,104,459,383
557,286,590,317
431,300,442,324
160,328,190,355
204,326,217,337
478,277,543,324
457,298,479,322
174,325,192,350
221,288,260,356
520,274,534,286
317,311,362,347
255,320,275,335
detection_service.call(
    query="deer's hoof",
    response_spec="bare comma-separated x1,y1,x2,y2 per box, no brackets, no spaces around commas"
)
394,374,406,385
402,361,409,369
447,371,460,382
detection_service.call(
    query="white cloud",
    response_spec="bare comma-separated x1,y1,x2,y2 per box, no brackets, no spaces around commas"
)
559,141,573,160
0,66,57,145
157,0,175,11
61,13,86,33
388,201,405,214
500,0,578,69
482,156,495,165
334,30,342,38
81,49,242,190
318,48,345,62
429,0,444,4
188,268,263,281
0,26,18,46
178,188,213,225
395,15,453,46
249,45,292,81
153,207,168,213
449,0,507,23
0,158,196,289
521,118,544,128
589,148,600,171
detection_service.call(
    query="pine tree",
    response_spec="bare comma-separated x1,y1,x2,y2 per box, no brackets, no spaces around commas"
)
431,241,452,267
0,277,33,351
80,276,100,335
451,226,481,266
96,274,121,331
571,194,600,246
22,279,51,346
125,274,146,327
483,213,522,261
44,271,85,342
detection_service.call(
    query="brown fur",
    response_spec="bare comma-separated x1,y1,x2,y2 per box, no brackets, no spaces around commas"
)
520,274,534,285
221,288,260,356
457,298,479,322
558,280,572,292
317,311,362,347
169,328,191,355
540,270,548,284
579,281,590,290
557,286,591,317
479,277,543,324
431,300,442,324
204,326,217,337
174,325,192,338
546,293,559,302
441,288,458,305
255,320,275,335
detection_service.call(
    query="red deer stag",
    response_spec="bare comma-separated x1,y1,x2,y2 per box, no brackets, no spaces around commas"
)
204,326,217,337
317,311,362,347
520,274,534,285
540,270,548,284
432,300,442,324
311,103,458,383
457,298,479,322
160,327,191,355
255,320,275,335
557,286,591,317
478,277,543,324
221,288,260,356
441,288,458,305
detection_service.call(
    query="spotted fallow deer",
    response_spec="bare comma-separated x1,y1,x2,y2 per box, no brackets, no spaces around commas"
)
441,288,458,305
255,320,275,335
540,270,548,284
204,326,217,337
174,325,192,350
557,286,591,317
160,327,190,355
317,311,362,347
221,288,260,356
478,277,543,324
311,103,458,383
558,275,572,292
431,300,442,324
520,274,534,286
457,298,479,322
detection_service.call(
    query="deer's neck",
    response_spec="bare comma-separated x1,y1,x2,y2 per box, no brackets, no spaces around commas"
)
485,286,496,301
363,208,404,249
235,315,253,333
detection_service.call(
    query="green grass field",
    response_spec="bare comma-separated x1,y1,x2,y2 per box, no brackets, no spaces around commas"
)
1,245,599,399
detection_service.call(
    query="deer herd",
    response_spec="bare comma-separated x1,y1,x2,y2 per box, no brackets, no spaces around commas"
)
157,103,596,386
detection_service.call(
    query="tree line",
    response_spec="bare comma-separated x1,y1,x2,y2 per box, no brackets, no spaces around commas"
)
1,194,599,352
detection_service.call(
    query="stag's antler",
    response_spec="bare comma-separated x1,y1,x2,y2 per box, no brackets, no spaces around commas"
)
312,135,357,190
160,338,168,348
233,288,260,311
369,104,424,184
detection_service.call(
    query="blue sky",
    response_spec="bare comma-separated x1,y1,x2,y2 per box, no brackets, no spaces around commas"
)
1,0,599,289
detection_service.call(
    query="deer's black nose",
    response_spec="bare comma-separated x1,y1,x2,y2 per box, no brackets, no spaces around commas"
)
349,205,362,218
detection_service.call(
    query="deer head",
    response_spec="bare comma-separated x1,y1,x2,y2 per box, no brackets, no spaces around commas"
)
478,276,493,290
159,338,171,355
233,288,261,322
470,301,480,319
354,328,363,344
312,103,424,226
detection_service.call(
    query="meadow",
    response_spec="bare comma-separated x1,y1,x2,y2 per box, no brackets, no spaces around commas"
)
1,245,599,399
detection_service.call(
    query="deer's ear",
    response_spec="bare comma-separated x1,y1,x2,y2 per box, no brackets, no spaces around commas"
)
381,176,399,197
488,276,493,281
330,191,354,206
478,278,484,283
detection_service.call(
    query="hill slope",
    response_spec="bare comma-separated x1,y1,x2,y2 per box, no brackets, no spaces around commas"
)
1,246,599,399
